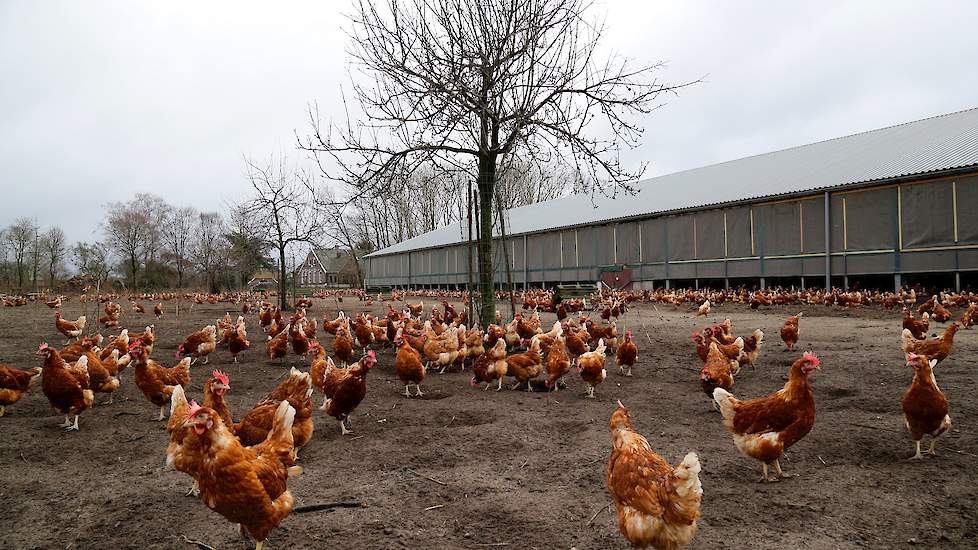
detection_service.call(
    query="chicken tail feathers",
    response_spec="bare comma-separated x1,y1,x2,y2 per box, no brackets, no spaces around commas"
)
673,452,703,498
712,387,737,421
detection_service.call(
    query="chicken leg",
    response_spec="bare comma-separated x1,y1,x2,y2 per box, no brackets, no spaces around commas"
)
908,440,924,460
0,405,5,417
59,414,72,427
186,480,200,497
772,459,796,479
66,415,80,431
339,419,352,436
158,405,167,421
414,384,424,397
403,384,412,397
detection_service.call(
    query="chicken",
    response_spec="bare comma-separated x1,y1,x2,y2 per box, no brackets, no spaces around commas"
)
131,301,145,314
332,323,355,365
130,343,191,420
83,348,121,405
544,335,571,391
178,325,218,365
903,308,930,339
266,324,290,362
562,321,590,361
464,326,485,362
61,334,103,363
0,363,42,417
696,299,711,317
235,368,315,455
505,336,543,391
422,323,460,371
960,302,977,328
699,342,737,401
691,331,710,363
902,353,951,460
738,329,765,369
55,313,86,343
204,370,234,430
229,320,251,362
917,295,937,316
577,338,607,398
290,321,311,358
901,322,959,364
37,343,94,430
352,314,375,352
616,331,638,376
713,353,821,482
323,351,377,435
99,329,131,362
607,400,702,550
780,312,803,351
470,339,509,391
128,325,155,356
180,401,299,550
154,302,164,319
394,333,426,397
503,317,521,349
930,302,952,324
322,311,346,335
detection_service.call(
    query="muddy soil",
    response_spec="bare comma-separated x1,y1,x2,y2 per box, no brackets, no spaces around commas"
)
1,298,975,549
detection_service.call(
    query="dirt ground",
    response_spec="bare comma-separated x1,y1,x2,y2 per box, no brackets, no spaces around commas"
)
1,296,976,550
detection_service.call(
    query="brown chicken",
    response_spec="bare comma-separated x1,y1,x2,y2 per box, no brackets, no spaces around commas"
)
0,363,42,417
394,334,426,397
780,312,803,351
577,339,607,398
180,400,299,550
83,348,121,404
544,335,571,391
902,353,951,460
607,400,702,550
562,321,590,361
738,329,765,369
229,320,251,362
699,342,737,402
323,351,377,435
713,353,820,482
154,302,164,319
235,368,315,456
903,308,930,339
616,331,638,376
266,324,290,362
471,339,509,391
178,325,218,365
290,321,311,358
204,370,234,430
38,343,94,430
130,343,191,420
901,323,959,364
55,313,86,343
505,336,543,391
332,323,355,365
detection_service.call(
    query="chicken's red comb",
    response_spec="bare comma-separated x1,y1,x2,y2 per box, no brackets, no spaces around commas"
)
212,370,229,385
38,342,49,351
128,340,141,350
185,400,203,420
802,352,820,366
907,352,918,361
367,350,377,360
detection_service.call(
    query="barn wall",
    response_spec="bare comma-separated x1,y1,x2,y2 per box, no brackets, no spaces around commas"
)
364,172,978,289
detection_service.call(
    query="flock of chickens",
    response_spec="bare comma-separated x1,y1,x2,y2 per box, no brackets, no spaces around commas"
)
0,286,975,549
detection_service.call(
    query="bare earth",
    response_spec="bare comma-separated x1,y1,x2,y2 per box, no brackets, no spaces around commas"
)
1,298,976,550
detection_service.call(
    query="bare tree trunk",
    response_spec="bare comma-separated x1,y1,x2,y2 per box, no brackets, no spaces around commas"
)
278,245,287,311
477,154,496,327
466,181,474,325
496,192,516,320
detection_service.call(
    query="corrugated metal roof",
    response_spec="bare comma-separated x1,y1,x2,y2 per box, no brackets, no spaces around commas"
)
367,107,978,258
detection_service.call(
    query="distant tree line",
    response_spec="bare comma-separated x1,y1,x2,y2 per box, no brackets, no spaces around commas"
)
0,194,272,293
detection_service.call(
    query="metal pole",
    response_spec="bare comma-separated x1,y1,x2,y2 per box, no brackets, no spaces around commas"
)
824,191,831,290
467,182,474,324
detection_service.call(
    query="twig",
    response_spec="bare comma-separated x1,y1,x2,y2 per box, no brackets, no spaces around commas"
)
848,422,901,434
948,448,978,458
817,455,826,466
473,544,510,547
350,435,365,440
424,504,446,511
181,534,216,550
20,452,29,464
294,501,364,513
406,468,447,486
586,503,611,526
113,410,139,417
444,415,456,428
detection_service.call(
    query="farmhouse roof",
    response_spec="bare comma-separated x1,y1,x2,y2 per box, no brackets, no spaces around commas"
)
367,107,978,258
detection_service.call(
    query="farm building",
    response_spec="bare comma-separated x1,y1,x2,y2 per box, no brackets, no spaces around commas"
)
364,108,978,292
296,247,360,287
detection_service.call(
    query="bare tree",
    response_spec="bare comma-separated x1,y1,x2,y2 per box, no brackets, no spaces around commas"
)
192,212,227,293
161,205,198,288
300,0,693,325
103,194,163,290
4,217,37,290
239,156,323,310
42,226,67,288
72,241,112,286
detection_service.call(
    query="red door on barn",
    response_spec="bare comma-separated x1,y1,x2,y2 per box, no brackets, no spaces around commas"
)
600,267,633,290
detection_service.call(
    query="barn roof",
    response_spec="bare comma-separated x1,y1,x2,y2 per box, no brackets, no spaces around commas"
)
367,107,978,258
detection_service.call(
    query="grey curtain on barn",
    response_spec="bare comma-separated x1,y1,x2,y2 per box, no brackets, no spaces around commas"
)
957,176,978,244
725,207,752,258
755,202,801,256
845,187,897,251
666,216,695,260
801,197,825,253
901,181,955,248
695,210,725,259
640,219,664,262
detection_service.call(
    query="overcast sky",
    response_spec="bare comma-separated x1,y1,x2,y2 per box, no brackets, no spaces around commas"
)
2,1,976,244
